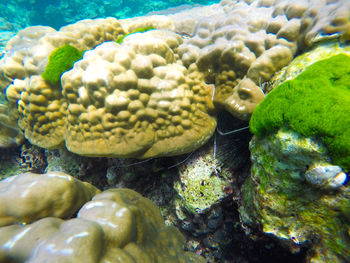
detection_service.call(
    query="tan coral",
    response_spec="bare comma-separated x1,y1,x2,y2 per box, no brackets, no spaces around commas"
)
0,17,125,92
0,171,99,227
17,75,67,149
0,17,125,150
224,77,265,120
61,30,216,158
1,0,348,156
0,177,205,263
178,0,350,119
0,103,23,148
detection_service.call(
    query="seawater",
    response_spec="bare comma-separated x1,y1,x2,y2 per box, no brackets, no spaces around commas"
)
0,0,219,29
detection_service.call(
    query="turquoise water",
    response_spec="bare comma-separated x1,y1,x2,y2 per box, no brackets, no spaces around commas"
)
0,0,219,29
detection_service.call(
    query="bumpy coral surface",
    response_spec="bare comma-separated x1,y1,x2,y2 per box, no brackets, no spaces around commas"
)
0,171,99,226
0,103,23,148
178,0,350,119
61,30,216,157
0,172,205,263
0,17,124,90
240,129,350,263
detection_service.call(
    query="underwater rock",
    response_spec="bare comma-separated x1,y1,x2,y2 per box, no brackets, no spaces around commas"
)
241,51,350,262
174,117,251,217
240,128,350,262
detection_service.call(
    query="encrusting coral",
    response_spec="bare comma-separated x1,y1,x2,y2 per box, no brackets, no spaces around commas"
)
0,0,349,157
0,172,205,263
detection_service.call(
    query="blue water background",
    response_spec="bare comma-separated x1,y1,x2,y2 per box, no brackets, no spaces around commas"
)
0,0,219,29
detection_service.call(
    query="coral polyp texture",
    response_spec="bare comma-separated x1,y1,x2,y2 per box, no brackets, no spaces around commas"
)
0,0,349,157
0,172,205,263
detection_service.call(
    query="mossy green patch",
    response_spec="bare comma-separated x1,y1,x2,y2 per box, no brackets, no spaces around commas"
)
41,44,84,85
116,26,155,44
250,54,350,170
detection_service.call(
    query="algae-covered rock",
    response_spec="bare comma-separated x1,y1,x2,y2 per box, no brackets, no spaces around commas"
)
174,122,251,217
268,42,350,91
240,129,349,262
250,53,350,171
240,53,350,262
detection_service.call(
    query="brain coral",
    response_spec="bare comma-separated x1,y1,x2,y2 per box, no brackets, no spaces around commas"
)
0,172,205,263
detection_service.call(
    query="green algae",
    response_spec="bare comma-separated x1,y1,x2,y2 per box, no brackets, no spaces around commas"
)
250,54,350,171
41,44,84,85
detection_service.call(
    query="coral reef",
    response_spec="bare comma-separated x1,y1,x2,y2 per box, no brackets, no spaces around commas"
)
0,103,23,148
0,1,349,262
0,172,205,263
0,0,349,158
0,0,218,29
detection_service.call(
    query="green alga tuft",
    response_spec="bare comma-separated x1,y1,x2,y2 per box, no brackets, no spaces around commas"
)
250,54,350,170
41,44,84,85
